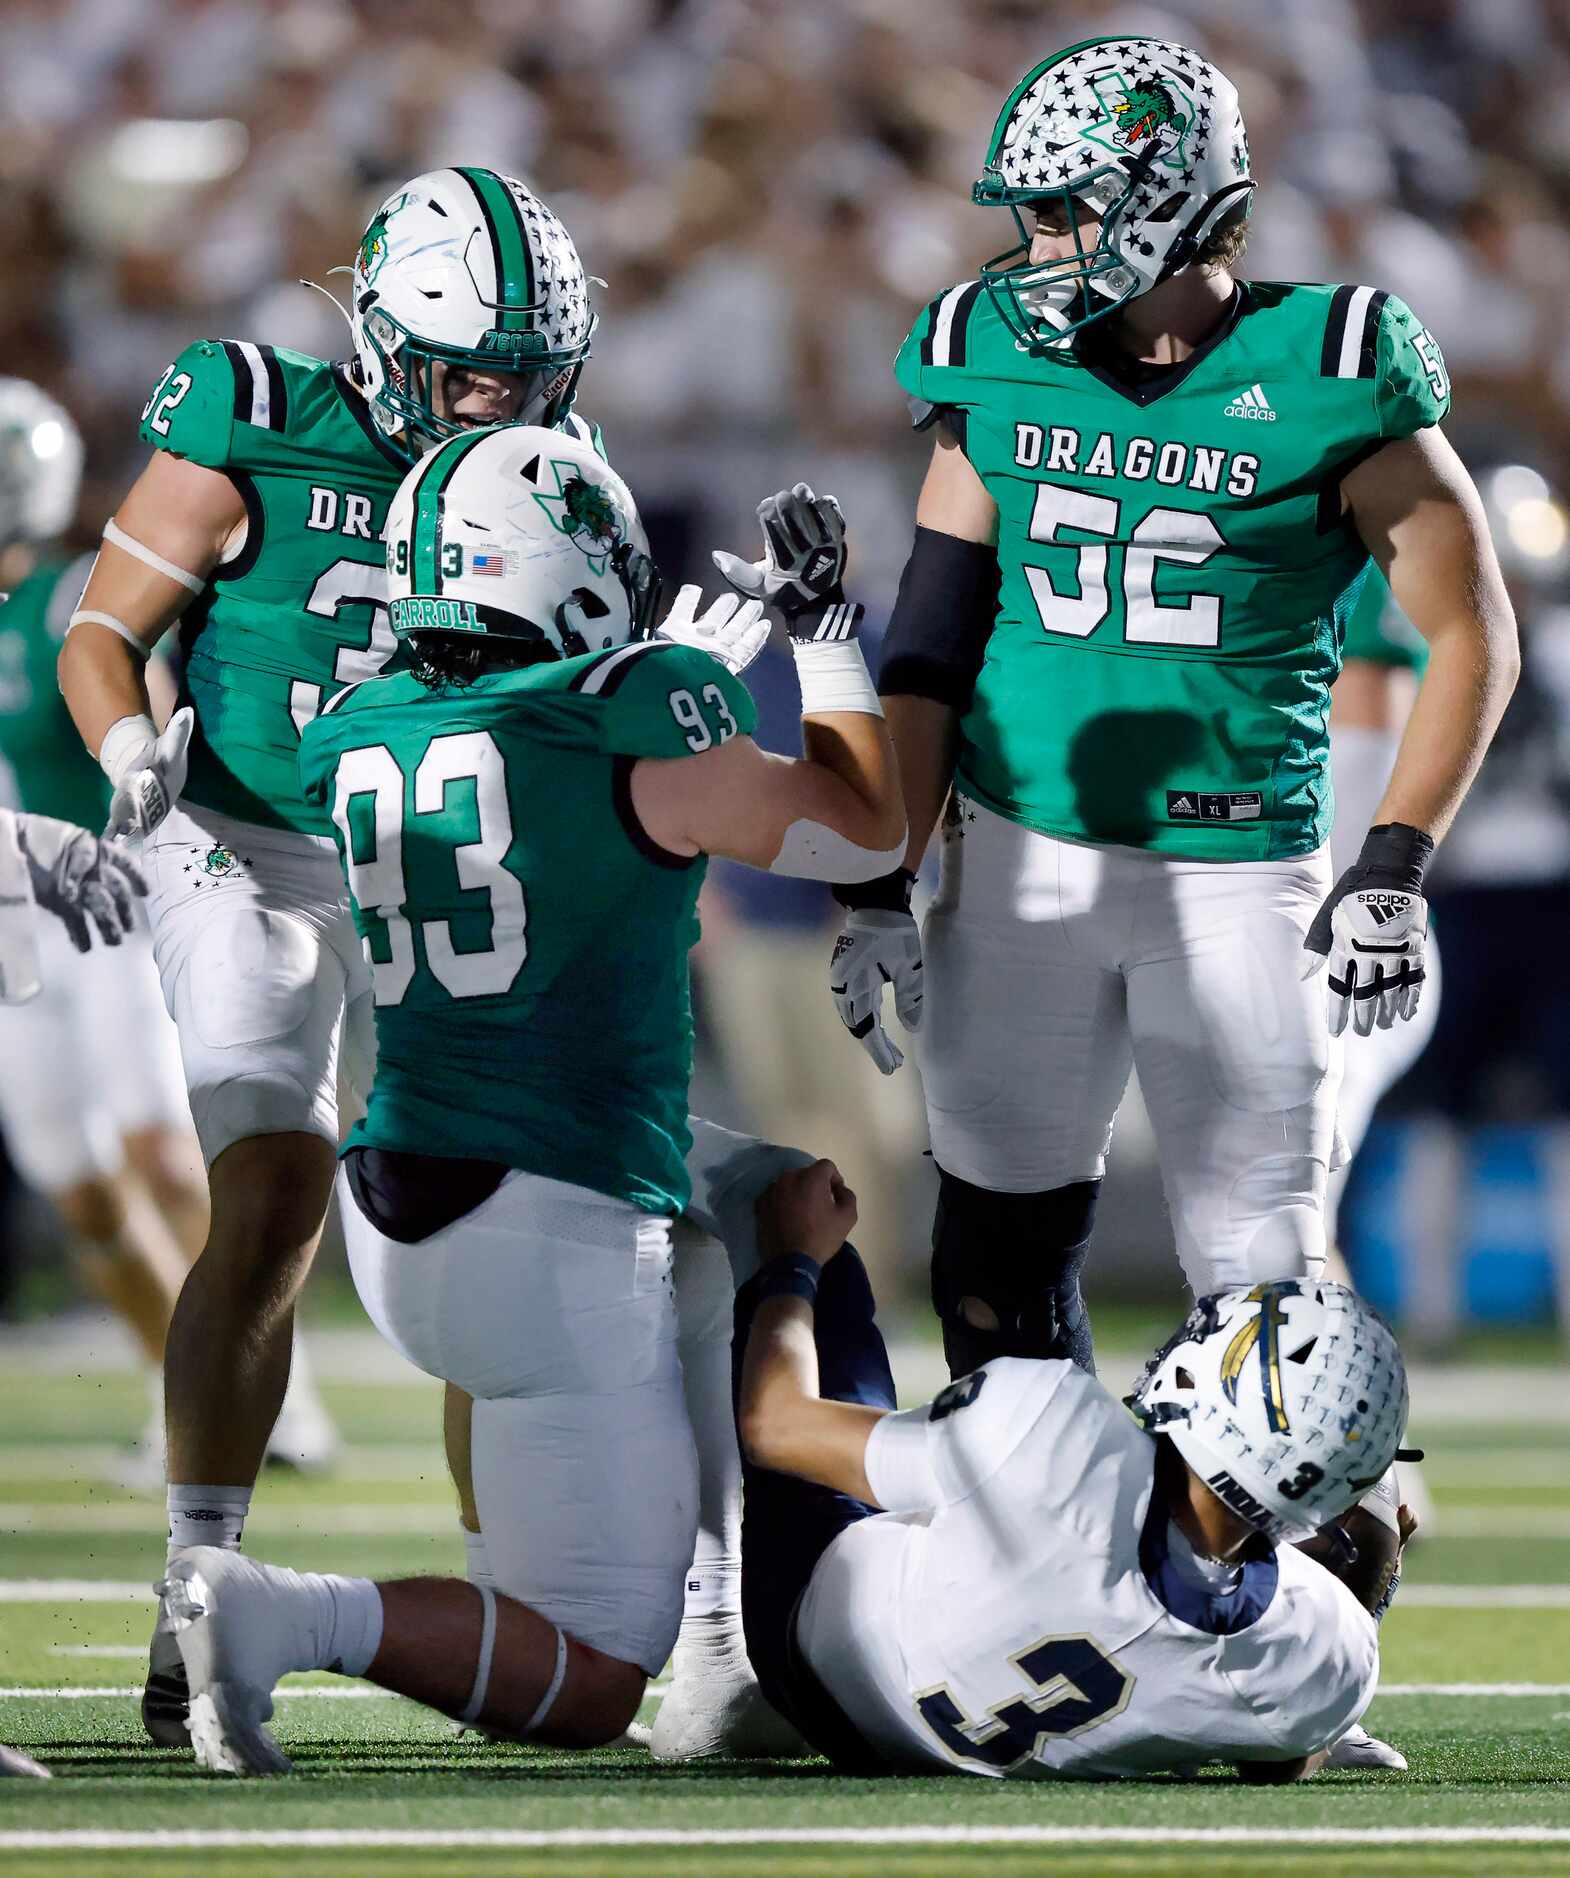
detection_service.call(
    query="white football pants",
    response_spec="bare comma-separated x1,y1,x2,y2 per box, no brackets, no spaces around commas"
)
920,793,1341,1293
341,1164,697,1675
140,802,374,1166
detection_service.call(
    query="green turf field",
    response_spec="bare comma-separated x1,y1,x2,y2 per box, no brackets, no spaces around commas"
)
1,1320,1567,1877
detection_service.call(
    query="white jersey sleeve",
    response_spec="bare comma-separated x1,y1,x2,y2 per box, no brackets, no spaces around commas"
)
863,1359,1082,1515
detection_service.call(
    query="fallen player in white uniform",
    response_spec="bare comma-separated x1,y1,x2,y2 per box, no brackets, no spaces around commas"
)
732,1161,1413,1780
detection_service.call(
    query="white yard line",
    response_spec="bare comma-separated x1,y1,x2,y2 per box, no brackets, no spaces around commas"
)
1,1681,1562,1701
0,1444,448,1483
4,1578,1569,1608
6,1828,1570,1851
0,1503,454,1535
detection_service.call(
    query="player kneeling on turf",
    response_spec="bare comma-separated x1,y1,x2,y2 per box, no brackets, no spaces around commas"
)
157,424,904,1773
733,1163,1414,1779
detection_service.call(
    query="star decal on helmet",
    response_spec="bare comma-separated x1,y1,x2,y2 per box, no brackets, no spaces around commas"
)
532,462,622,573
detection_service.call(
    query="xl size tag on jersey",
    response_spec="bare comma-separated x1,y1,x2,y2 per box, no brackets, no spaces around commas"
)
1167,790,1262,823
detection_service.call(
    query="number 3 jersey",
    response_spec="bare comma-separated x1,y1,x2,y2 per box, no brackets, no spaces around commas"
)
894,279,1450,859
297,643,755,1216
797,1358,1378,1778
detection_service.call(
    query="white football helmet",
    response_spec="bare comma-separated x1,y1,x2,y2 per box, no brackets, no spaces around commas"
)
350,167,596,460
974,36,1254,352
0,379,84,550
384,424,658,667
1130,1280,1408,1544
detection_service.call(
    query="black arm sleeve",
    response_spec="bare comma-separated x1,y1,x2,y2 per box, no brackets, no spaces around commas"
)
877,525,1000,711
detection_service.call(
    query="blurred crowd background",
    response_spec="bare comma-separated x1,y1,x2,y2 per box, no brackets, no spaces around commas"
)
3,0,1569,1337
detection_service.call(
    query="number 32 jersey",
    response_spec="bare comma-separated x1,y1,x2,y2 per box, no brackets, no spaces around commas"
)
895,280,1450,859
298,643,755,1215
797,1359,1378,1778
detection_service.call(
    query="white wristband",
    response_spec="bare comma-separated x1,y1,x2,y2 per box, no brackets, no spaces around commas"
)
98,713,158,787
791,639,883,718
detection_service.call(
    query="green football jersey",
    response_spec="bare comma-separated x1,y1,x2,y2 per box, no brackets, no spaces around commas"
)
895,279,1451,858
1340,563,1428,674
139,339,413,836
0,553,109,829
298,640,756,1215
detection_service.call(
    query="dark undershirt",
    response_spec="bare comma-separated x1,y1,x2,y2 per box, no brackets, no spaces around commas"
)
343,1145,510,1244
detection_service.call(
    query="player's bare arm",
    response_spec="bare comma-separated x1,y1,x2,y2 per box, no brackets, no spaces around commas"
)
1306,430,1521,1035
1343,426,1519,840
631,717,904,874
58,450,244,756
735,1161,886,1502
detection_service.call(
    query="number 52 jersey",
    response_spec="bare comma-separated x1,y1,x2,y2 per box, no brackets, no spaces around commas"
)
796,1359,1378,1777
895,279,1450,859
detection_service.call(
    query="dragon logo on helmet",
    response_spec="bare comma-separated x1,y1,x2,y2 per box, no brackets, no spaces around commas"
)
1084,74,1193,173
533,464,623,574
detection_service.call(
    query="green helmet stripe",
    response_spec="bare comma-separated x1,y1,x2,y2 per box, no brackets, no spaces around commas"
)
408,429,490,594
456,166,534,332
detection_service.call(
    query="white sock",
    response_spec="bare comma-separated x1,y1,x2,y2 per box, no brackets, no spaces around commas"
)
673,1225,742,1622
166,1484,251,1557
462,1525,494,1590
316,1574,384,1678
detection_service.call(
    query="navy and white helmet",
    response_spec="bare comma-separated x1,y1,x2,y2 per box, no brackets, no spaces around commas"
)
350,167,595,460
974,37,1254,351
0,379,83,550
1130,1280,1408,1544
384,425,658,663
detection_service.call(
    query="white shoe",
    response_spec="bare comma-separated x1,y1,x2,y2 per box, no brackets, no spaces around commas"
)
1327,1722,1407,1771
0,1744,50,1778
158,1548,309,1775
264,1348,340,1475
650,1614,808,1761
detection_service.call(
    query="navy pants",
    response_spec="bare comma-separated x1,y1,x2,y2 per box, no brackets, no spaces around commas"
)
732,1246,897,1769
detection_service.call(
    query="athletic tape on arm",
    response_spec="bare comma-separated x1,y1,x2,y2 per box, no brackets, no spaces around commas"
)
102,518,206,595
770,819,907,883
523,1624,569,1734
65,611,152,661
459,1583,499,1726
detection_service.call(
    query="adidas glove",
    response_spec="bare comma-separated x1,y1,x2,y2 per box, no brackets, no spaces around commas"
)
655,584,770,676
17,813,147,953
1304,822,1432,1038
102,706,194,841
712,482,850,623
829,869,923,1075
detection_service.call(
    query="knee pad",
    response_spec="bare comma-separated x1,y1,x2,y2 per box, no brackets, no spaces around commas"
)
931,1169,1100,1377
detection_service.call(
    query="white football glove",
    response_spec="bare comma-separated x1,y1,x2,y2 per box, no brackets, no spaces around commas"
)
656,584,771,676
830,907,924,1075
17,813,147,952
1318,888,1428,1037
712,483,849,622
1304,823,1432,1039
103,707,194,840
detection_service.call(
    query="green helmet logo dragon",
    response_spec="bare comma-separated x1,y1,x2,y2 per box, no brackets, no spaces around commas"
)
1084,74,1193,173
356,192,412,286
534,464,622,573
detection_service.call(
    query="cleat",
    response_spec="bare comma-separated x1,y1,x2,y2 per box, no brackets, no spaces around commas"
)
142,1597,191,1747
605,1720,652,1750
264,1346,341,1475
0,1744,50,1778
160,1550,304,1776
650,1614,808,1761
1327,1722,1407,1771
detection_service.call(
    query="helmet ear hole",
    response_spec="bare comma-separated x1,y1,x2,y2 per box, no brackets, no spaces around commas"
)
1174,1366,1195,1391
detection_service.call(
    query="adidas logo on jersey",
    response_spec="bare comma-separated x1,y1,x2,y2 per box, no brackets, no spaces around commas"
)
1223,383,1276,420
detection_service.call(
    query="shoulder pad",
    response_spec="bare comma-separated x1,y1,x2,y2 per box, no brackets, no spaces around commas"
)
138,340,238,466
578,641,756,758
894,281,987,403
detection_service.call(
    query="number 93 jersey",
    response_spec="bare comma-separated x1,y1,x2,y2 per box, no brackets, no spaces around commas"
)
798,1359,1379,1778
297,642,755,1216
139,340,414,836
895,279,1450,859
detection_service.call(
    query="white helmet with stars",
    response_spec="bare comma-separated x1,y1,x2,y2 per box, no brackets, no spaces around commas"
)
350,167,596,461
1129,1280,1408,1544
384,424,659,667
0,379,84,551
974,36,1254,352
